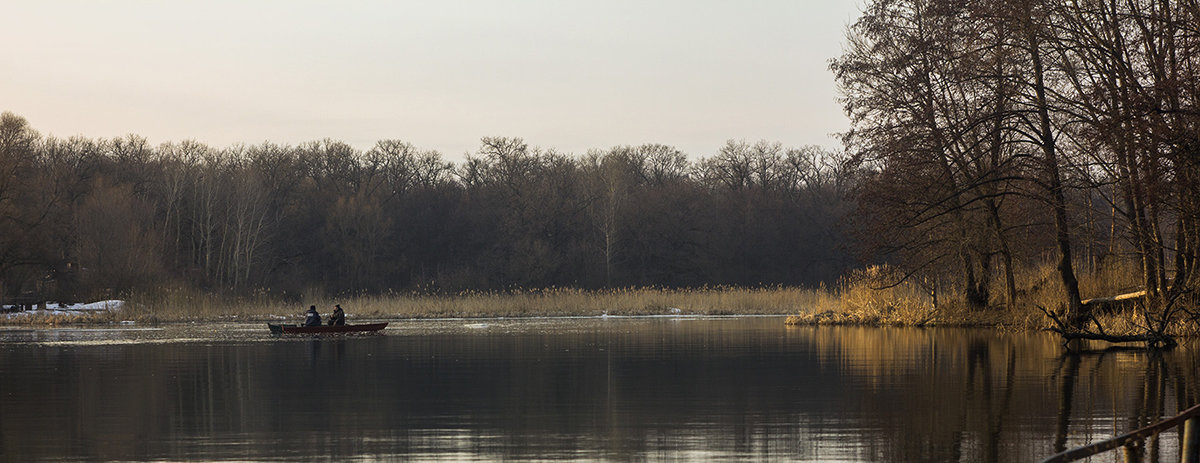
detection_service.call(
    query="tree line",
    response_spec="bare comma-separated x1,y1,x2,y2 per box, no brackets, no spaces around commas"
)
834,0,1200,340
0,112,855,302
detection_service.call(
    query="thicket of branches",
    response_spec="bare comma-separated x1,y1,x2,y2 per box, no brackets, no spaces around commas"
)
834,0,1200,342
0,112,854,301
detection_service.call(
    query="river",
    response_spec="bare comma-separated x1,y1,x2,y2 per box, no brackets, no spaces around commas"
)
0,316,1195,462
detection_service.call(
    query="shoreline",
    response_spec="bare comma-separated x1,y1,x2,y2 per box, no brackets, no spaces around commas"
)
0,285,1149,336
1,312,798,327
2,286,844,326
1,306,1034,331
0,312,1028,335
1,309,808,327
5,302,1189,344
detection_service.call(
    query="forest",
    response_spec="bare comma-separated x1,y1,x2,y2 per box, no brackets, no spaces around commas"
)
0,112,855,303
833,0,1200,342
6,0,1200,343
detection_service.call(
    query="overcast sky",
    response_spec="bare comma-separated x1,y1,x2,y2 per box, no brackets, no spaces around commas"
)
2,1,862,160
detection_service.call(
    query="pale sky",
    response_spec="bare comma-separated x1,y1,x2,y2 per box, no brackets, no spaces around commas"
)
2,1,862,160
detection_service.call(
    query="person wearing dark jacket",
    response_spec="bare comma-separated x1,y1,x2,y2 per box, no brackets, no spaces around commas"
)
304,305,321,327
328,304,346,326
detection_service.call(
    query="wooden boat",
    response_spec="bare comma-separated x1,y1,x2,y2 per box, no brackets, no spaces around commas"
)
268,322,388,335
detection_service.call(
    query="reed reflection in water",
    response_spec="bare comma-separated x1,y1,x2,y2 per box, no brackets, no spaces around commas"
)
0,318,1197,462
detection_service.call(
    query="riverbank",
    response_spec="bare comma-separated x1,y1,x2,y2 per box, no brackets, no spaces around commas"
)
1,286,844,326
0,285,1050,332
6,260,1190,337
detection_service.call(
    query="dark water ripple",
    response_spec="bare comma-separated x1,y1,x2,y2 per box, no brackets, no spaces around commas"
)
0,317,1196,462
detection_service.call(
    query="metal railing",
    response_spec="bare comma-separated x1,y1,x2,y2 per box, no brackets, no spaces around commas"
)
1041,403,1200,463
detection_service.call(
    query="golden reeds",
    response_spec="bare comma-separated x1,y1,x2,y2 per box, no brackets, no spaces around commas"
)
3,285,837,325
784,259,1200,336
6,257,1197,337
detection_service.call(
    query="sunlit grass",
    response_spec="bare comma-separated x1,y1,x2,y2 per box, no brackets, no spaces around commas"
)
785,265,945,327
1,285,838,325
303,286,839,319
0,311,111,326
8,257,1198,337
782,259,1200,336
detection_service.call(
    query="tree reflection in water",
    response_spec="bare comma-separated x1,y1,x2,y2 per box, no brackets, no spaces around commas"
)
1049,346,1200,463
0,319,1197,462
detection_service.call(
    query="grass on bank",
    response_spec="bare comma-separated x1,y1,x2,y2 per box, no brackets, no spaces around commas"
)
7,258,1196,336
783,265,1026,328
785,259,1200,337
2,285,841,326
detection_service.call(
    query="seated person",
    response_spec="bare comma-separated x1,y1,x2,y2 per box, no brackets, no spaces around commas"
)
303,305,322,327
328,304,346,326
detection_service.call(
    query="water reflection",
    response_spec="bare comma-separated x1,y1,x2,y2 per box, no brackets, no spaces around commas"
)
1047,347,1199,463
0,318,1197,462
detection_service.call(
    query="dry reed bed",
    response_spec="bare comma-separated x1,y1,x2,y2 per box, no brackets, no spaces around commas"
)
784,261,1200,337
3,286,839,326
7,259,1197,336
247,286,838,319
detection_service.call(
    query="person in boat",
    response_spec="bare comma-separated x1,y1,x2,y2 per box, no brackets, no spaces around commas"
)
304,305,322,327
327,304,346,326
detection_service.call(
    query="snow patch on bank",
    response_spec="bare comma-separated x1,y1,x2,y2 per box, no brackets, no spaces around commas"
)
2,300,125,317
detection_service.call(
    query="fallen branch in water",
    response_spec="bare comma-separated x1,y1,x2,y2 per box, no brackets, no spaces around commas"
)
1037,304,1177,349
1053,330,1176,347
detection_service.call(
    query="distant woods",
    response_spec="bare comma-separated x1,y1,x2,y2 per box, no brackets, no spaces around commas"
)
0,112,854,301
834,0,1200,337
13,0,1200,333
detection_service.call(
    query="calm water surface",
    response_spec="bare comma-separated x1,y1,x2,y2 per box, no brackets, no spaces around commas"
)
1,317,1197,462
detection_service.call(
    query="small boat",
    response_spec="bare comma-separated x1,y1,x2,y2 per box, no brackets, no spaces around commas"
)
268,322,388,335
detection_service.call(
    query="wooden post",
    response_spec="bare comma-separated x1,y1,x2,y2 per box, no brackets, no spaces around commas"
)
1122,442,1141,463
1183,417,1199,463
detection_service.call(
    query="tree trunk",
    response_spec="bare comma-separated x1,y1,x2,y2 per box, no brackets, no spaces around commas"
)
987,199,1018,307
1024,7,1084,321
